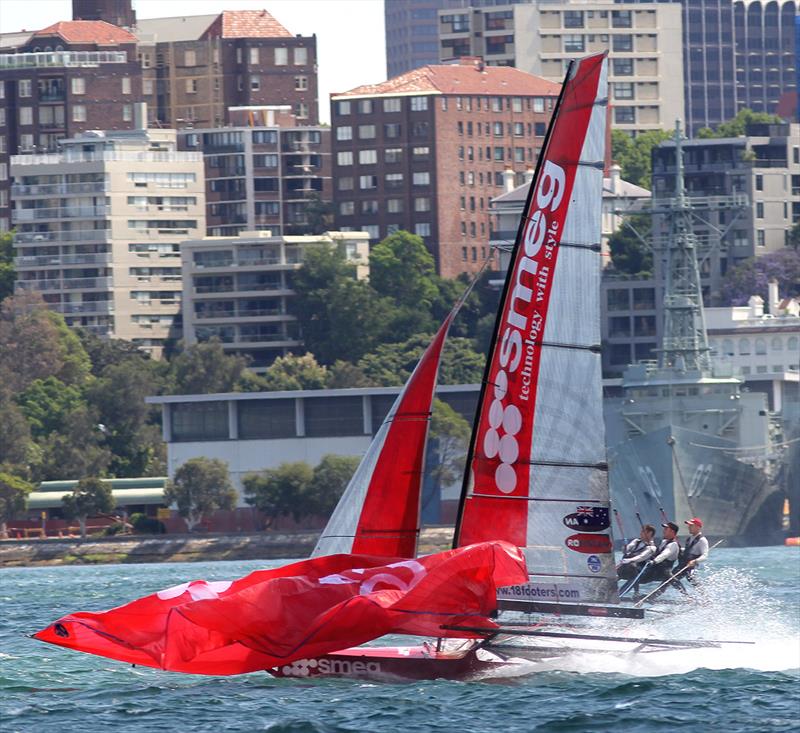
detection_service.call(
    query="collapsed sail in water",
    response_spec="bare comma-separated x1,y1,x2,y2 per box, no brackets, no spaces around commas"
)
313,304,461,558
454,53,617,604
34,541,527,675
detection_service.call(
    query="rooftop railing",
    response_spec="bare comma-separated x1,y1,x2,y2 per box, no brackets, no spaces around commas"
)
0,51,128,69
11,150,202,165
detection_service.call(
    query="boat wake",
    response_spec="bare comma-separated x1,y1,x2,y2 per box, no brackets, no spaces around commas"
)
477,567,799,679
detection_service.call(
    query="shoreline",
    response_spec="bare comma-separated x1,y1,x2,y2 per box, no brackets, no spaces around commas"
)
0,526,456,567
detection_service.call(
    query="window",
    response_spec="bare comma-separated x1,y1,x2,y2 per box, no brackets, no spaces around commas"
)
337,151,353,165
413,146,430,158
415,197,430,212
415,223,431,237
337,177,353,191
358,99,373,114
563,10,584,28
614,107,635,124
339,201,354,215
358,124,376,139
385,173,403,188
513,122,524,136
613,35,633,52
493,146,504,161
387,198,403,213
613,82,634,100
337,100,351,115
755,174,763,192
491,97,502,112
613,58,634,76
184,49,197,66
294,47,307,65
410,96,428,111
248,47,259,65
493,121,504,136
275,48,288,65
295,76,308,91
383,98,401,113
385,123,401,138
412,121,429,137
413,172,430,186
143,79,153,95
70,77,85,95
533,97,545,113
756,230,765,246
19,107,33,125
336,126,352,140
362,225,379,240
121,76,131,94
611,10,632,28
18,79,32,97
186,78,198,93
295,102,309,119
385,148,403,163
122,104,132,121
359,149,377,164
564,35,585,52
756,202,764,219
0,163,6,181
0,109,4,126
359,175,377,189
250,75,260,91
239,399,295,440
738,338,751,355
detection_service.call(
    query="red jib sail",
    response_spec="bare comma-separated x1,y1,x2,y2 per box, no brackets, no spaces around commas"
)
454,53,617,604
312,306,459,558
34,541,526,675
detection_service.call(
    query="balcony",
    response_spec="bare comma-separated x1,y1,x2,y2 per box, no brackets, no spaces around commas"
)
12,182,108,197
13,206,108,222
14,229,111,244
39,90,66,103
0,50,128,69
16,279,62,292
15,252,112,268
53,301,114,315
62,276,113,290
11,151,202,165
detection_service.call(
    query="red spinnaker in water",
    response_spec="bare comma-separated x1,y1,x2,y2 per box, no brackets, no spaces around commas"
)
33,541,527,675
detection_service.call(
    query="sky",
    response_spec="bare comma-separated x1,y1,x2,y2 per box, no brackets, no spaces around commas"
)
0,0,387,123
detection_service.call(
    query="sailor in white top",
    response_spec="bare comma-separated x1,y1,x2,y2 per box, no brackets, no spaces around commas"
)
678,517,710,587
639,522,682,589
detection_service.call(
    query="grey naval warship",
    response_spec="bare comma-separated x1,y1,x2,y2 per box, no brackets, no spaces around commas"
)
605,123,784,543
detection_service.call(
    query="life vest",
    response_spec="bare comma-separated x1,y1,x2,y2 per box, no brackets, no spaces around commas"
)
679,534,704,566
655,538,679,571
622,538,648,560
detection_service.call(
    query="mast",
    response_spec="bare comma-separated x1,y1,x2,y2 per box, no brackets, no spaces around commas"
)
658,120,712,373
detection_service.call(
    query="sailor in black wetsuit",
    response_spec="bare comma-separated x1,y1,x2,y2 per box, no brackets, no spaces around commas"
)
616,524,656,595
675,517,710,589
639,521,684,598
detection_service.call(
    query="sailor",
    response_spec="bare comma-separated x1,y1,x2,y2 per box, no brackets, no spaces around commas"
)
677,517,709,587
616,524,656,586
638,522,684,596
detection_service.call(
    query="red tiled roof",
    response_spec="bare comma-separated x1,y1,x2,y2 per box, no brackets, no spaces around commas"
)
34,20,136,44
202,10,293,39
334,62,561,99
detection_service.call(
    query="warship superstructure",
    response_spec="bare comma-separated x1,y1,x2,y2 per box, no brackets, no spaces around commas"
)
605,123,784,542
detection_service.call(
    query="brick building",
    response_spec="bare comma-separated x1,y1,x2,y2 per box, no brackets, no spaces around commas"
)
0,21,143,231
331,59,559,277
135,10,319,129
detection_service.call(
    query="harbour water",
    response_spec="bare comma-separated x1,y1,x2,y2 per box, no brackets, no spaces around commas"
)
2,547,798,732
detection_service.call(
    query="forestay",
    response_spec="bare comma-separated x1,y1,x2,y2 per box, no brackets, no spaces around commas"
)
454,53,617,605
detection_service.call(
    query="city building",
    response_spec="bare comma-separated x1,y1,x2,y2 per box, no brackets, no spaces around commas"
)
134,9,319,128
11,124,205,356
72,0,136,28
385,0,529,78
147,383,479,521
178,109,332,238
437,1,684,137
706,282,800,412
0,20,143,231
180,229,369,370
331,58,560,277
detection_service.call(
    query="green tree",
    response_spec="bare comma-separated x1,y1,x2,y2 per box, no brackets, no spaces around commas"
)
16,377,85,440
44,311,92,387
697,108,783,139
168,338,250,394
0,471,33,539
326,360,375,388
608,214,654,276
165,457,237,531
789,221,800,252
243,461,314,528
77,330,151,377
86,359,168,477
308,454,360,519
261,353,329,391
37,406,111,481
303,192,334,234
428,399,470,495
61,476,115,538
292,253,396,364
611,128,670,189
0,230,15,303
0,396,36,471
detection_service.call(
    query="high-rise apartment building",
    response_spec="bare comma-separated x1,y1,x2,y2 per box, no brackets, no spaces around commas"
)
180,230,369,370
0,21,143,231
135,10,319,129
72,0,136,28
12,126,205,356
177,110,332,238
438,1,684,137
331,59,559,277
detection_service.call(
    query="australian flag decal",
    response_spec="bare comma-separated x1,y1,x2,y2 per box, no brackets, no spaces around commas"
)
562,506,610,533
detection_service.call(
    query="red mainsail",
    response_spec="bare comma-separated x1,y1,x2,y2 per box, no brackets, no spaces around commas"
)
34,541,527,675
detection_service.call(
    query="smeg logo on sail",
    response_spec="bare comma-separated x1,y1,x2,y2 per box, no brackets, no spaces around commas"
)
483,161,566,495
